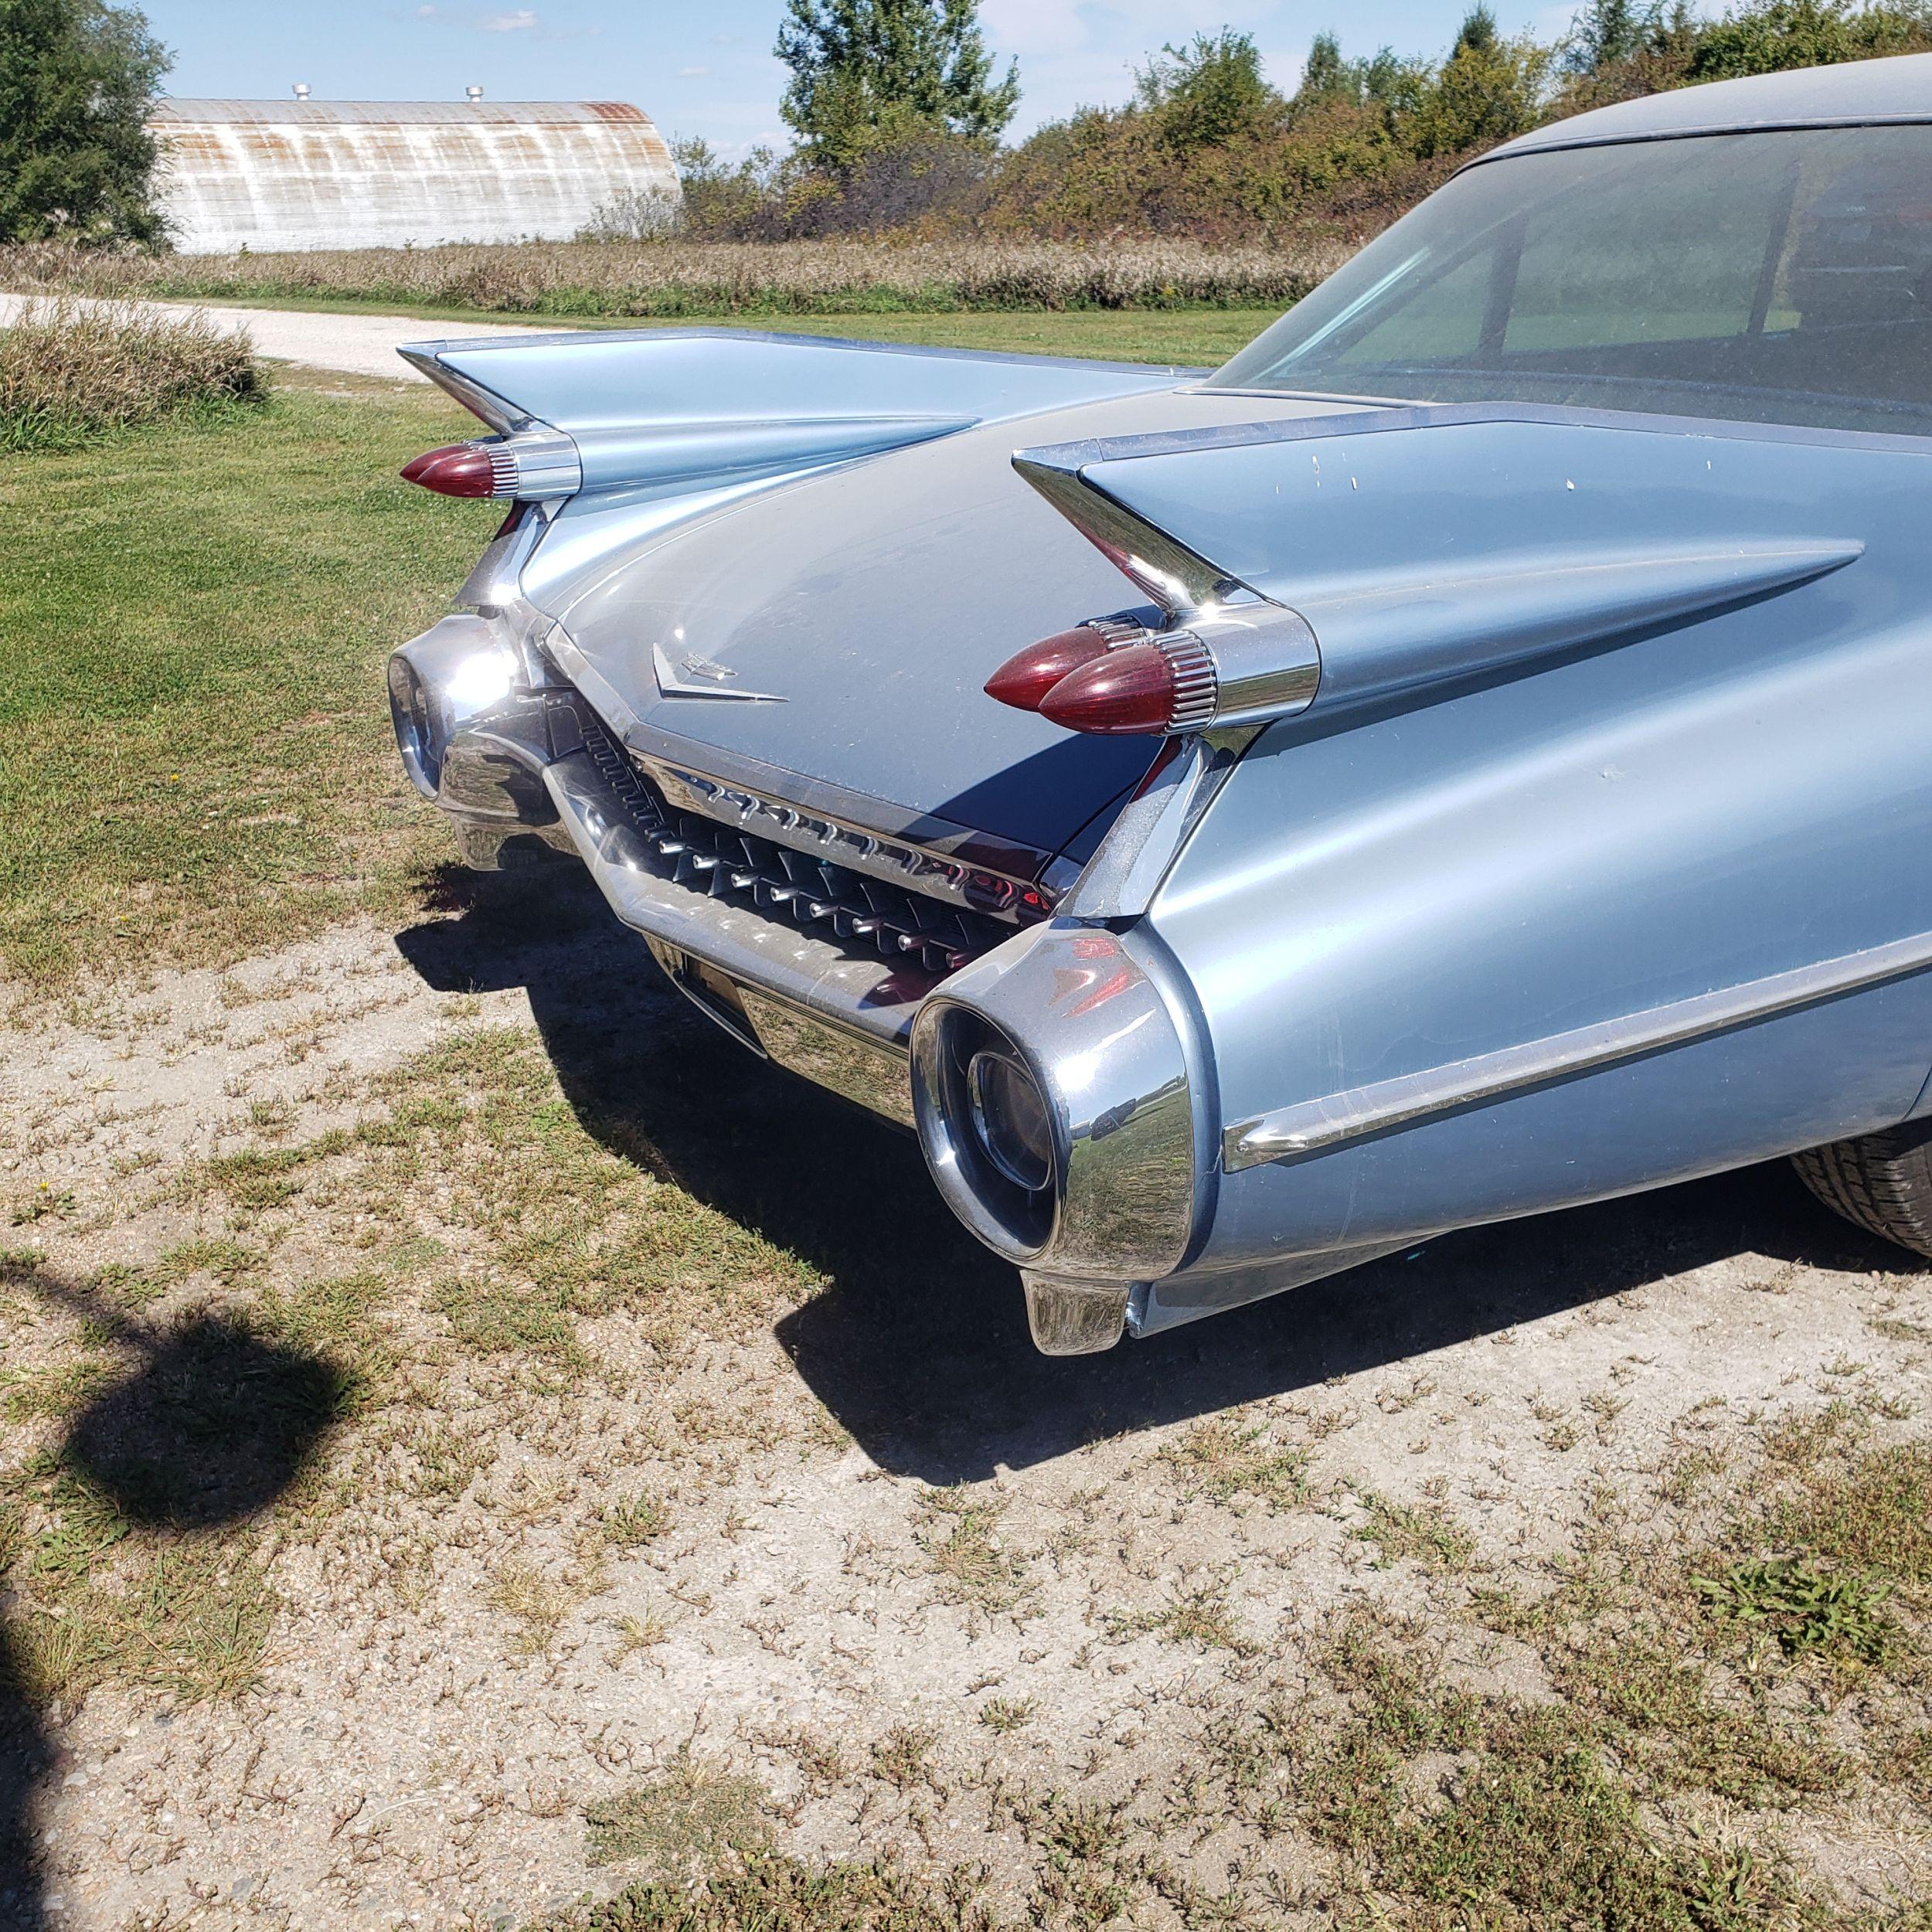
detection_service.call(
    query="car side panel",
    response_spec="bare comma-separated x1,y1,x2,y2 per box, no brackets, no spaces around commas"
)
1145,429,1932,1269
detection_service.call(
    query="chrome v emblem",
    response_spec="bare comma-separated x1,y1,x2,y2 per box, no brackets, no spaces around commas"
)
651,642,786,702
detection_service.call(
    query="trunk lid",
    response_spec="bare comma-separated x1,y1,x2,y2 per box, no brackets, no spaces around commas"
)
534,386,1356,862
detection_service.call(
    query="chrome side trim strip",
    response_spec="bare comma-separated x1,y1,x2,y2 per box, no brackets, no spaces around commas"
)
1225,929,1932,1169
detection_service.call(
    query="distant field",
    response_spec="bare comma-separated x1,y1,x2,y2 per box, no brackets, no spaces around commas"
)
3,234,1343,321
227,297,1281,368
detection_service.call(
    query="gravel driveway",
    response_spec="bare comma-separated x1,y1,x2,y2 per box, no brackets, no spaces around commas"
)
0,291,560,379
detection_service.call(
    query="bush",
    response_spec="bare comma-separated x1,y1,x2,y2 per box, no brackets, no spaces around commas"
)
0,236,1344,318
0,297,260,451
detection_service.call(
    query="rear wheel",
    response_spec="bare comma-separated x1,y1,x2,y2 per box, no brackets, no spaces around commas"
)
1791,1119,1932,1256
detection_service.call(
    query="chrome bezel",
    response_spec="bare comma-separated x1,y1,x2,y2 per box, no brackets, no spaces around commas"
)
911,923,1202,1281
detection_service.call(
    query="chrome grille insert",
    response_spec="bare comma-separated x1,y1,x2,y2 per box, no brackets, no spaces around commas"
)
577,708,1044,978
635,754,1059,926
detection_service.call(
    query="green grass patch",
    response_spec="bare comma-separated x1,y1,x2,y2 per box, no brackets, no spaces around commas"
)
0,368,492,983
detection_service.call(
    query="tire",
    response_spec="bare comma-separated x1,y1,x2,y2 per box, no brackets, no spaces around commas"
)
1791,1118,1932,1257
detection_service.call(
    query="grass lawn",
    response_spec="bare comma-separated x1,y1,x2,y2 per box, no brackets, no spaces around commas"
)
0,371,495,984
145,291,1281,367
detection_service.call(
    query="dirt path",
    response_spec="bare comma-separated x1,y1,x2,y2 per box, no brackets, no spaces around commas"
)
2,873,1930,1929
0,292,560,380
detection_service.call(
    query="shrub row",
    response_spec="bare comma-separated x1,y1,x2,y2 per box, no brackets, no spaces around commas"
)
0,298,260,452
0,237,1350,318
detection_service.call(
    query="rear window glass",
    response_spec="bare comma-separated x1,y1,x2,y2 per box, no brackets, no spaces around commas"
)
1212,125,1932,435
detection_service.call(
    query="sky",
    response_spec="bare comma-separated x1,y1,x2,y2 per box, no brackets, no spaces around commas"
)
144,0,1576,157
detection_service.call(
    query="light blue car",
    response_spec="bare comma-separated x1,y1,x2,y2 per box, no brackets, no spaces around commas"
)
389,56,1932,1353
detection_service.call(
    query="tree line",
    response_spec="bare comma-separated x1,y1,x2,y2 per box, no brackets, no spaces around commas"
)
676,0,1932,242
5,0,1932,249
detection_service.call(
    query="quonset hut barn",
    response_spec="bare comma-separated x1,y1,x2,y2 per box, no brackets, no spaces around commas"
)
147,95,679,253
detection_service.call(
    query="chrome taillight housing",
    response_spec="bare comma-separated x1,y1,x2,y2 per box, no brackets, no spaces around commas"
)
986,604,1321,736
401,426,582,502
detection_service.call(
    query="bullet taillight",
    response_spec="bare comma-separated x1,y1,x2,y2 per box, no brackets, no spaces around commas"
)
986,624,1217,736
400,442,505,498
984,625,1114,711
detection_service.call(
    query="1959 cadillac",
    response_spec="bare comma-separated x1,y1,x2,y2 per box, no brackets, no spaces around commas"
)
388,56,1932,1353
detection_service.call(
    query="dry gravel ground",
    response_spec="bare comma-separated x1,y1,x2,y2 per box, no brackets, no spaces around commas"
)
2,861,1931,1930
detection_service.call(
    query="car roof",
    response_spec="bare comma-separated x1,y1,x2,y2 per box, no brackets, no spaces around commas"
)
1479,51,1932,163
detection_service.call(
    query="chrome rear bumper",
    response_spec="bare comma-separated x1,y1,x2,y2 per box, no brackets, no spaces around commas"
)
388,611,1223,1354
543,748,925,1124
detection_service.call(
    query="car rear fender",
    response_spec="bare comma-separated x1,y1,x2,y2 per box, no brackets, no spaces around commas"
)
1059,410,1932,1308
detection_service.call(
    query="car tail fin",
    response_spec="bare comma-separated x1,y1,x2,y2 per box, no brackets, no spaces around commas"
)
396,327,1190,504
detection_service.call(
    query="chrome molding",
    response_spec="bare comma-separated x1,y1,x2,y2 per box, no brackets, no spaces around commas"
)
1061,730,1252,921
397,347,532,433
387,612,554,824
737,989,916,1127
1185,604,1323,726
1012,451,1241,616
1020,1274,1132,1355
1226,927,1932,1168
489,425,583,501
651,641,786,703
634,750,1060,929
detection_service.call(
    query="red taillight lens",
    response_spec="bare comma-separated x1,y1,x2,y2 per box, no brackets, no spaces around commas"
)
401,443,499,498
984,627,1112,712
1037,643,1182,735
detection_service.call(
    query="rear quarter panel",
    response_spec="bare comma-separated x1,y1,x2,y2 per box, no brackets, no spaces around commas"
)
1145,422,1932,1267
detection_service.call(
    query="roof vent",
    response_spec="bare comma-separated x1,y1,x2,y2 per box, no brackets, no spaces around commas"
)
466,84,484,101
292,82,311,100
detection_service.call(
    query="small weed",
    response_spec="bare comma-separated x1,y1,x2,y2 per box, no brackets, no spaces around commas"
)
603,1488,674,1549
916,1488,1034,1618
1160,1414,1310,1510
1349,1486,1476,1574
583,1753,768,1872
978,1696,1036,1735
1693,1556,1894,1662
487,1559,576,1655
869,1724,939,1791
1109,1574,1254,1654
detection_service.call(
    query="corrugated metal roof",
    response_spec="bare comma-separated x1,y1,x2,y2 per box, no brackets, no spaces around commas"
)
151,98,649,125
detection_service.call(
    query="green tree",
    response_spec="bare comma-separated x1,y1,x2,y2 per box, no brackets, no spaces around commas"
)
0,0,169,244
1291,33,1420,117
1686,0,1932,77
1406,4,1551,155
1134,29,1281,149
776,0,1019,170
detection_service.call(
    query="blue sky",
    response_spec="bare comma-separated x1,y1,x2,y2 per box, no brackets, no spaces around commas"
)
145,0,1577,155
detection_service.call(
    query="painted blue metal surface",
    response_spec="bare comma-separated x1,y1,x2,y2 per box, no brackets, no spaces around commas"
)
1137,410,1932,1269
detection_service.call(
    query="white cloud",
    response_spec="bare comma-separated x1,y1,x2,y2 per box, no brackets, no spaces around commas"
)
679,64,711,78
478,7,538,28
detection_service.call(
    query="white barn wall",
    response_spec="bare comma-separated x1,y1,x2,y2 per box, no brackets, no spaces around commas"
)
148,100,679,254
